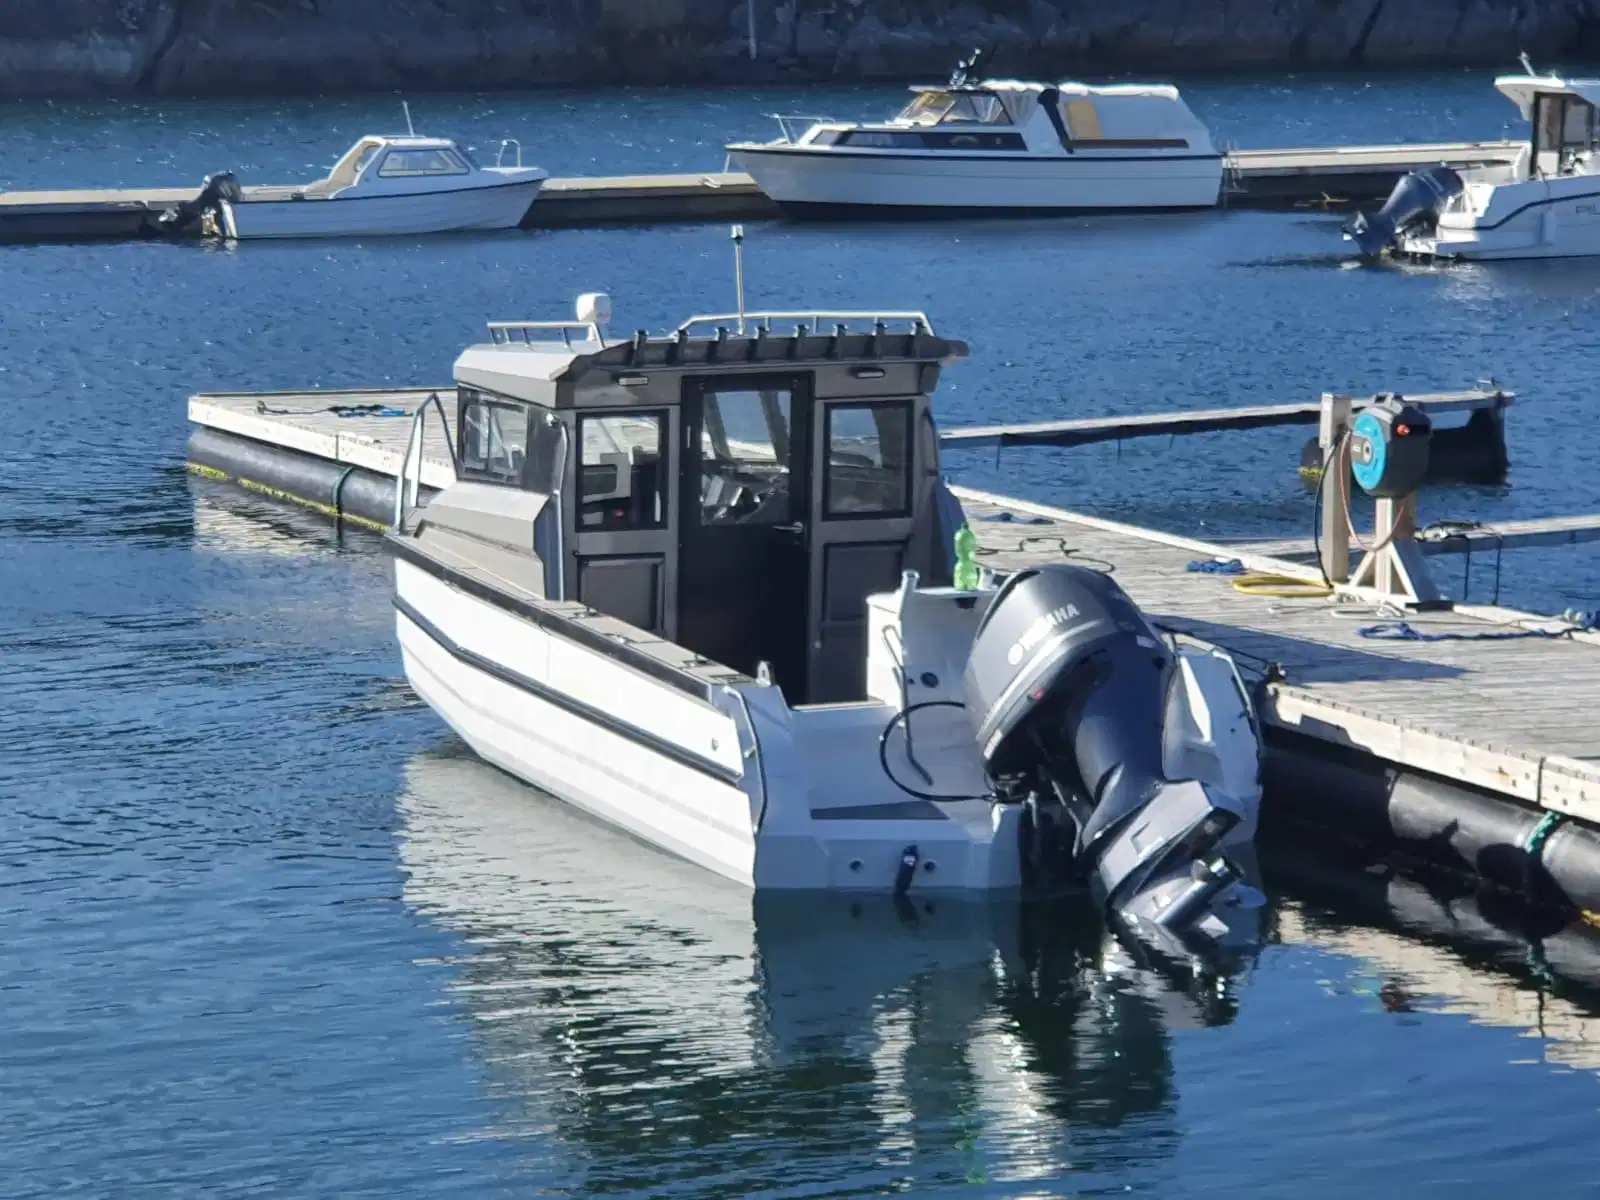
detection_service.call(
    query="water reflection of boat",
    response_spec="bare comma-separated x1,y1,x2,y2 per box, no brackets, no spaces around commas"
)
396,746,1255,1191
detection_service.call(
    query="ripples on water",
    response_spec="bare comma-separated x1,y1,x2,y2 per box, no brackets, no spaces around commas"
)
4,71,1600,1196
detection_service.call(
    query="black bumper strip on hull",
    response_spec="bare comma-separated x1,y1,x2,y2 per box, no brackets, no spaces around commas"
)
387,532,744,704
395,595,744,787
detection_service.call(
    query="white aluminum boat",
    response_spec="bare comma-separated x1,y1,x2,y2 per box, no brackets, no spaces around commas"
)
387,292,1264,965
724,52,1223,218
170,131,547,240
1346,71,1600,261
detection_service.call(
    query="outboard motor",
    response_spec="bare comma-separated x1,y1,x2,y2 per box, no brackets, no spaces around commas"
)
157,171,243,235
964,564,1263,962
1343,164,1464,257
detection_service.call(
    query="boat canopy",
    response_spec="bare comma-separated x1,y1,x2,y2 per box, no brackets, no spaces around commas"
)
898,79,1207,142
1494,74,1600,120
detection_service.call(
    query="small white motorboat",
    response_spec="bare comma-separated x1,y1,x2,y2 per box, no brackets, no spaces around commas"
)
385,279,1265,967
165,119,546,240
724,50,1223,218
1345,67,1600,261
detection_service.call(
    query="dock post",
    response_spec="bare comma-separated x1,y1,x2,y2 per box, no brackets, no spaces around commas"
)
1318,393,1352,583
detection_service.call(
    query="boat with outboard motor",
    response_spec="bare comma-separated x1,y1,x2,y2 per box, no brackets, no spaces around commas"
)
160,112,546,240
385,289,1264,964
1345,68,1600,261
724,50,1223,218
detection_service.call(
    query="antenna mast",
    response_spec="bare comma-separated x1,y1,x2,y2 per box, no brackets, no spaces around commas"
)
402,98,416,136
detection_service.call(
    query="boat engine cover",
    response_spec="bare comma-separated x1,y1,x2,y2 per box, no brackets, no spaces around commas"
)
964,564,1170,778
1343,164,1464,257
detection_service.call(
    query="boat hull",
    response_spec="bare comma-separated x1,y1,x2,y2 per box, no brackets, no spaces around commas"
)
1398,183,1600,261
221,178,544,239
392,555,1024,893
729,147,1223,214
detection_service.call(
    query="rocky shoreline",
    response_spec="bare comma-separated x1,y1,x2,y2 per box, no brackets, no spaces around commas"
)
2,0,1599,99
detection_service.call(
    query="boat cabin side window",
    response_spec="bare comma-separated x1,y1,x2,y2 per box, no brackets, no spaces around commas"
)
377,148,471,177
698,387,795,526
1533,93,1600,175
824,401,911,518
577,412,668,530
457,389,531,486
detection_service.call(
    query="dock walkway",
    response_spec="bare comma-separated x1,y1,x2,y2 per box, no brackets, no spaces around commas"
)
187,389,1600,827
4,140,1523,242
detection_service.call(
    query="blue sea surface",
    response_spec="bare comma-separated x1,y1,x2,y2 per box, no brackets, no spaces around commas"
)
3,70,1600,1197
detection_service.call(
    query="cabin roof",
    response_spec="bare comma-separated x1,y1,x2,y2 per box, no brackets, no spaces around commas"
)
1494,74,1600,119
909,79,1186,103
364,134,462,151
451,311,967,407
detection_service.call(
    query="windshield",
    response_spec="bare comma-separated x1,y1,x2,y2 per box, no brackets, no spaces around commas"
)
895,91,1008,126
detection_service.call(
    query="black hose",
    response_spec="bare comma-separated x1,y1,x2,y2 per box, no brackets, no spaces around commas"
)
878,700,990,803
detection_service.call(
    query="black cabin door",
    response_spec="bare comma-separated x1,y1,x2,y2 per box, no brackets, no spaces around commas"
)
678,375,813,702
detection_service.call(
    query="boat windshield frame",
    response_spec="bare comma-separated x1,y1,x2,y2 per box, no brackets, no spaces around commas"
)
895,90,1010,127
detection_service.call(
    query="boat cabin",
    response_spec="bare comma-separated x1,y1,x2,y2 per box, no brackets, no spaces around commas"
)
791,79,1213,156
422,301,967,705
300,135,480,198
1496,75,1600,178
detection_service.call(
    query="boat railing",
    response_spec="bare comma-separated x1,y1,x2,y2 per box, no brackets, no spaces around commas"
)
393,390,458,530
487,320,606,348
676,310,936,337
496,138,523,168
767,113,832,144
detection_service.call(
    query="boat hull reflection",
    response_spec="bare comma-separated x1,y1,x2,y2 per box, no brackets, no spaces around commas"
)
397,745,1260,1191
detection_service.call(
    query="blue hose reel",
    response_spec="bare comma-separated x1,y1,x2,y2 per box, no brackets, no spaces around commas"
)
1348,394,1432,498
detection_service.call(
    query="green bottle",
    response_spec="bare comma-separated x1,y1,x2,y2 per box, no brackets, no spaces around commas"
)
953,522,979,591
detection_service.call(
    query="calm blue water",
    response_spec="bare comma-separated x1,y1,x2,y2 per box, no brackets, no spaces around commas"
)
5,71,1600,1197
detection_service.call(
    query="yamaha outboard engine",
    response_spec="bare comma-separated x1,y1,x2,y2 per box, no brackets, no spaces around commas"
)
1343,164,1464,257
964,564,1262,962
157,171,243,235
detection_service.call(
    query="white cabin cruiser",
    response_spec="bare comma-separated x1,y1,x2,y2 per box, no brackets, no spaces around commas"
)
1345,72,1600,261
164,133,547,240
725,52,1223,218
387,295,1264,964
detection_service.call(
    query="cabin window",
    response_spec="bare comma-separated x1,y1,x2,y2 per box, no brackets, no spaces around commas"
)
698,387,794,526
824,401,911,518
458,391,530,485
377,148,469,177
896,91,1007,126
578,412,668,531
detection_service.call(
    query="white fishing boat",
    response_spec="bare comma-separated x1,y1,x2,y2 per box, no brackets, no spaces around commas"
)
1346,66,1600,261
724,51,1223,218
163,109,546,241
386,263,1264,965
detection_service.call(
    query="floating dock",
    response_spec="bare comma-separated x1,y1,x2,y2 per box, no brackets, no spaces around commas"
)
184,385,1600,918
1,140,1522,243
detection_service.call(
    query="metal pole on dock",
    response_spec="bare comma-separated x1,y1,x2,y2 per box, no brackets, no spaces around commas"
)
731,224,747,333
1318,393,1352,584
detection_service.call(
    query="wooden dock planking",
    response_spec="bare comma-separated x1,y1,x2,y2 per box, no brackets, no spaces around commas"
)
187,389,1600,823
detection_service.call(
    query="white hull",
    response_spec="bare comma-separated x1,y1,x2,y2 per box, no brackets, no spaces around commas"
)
222,178,543,239
729,147,1223,212
1399,179,1600,260
393,560,1025,893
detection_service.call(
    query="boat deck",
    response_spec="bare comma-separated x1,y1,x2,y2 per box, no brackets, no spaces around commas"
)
188,388,1600,826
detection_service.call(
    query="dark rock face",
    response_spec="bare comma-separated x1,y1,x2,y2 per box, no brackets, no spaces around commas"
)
1,0,1598,97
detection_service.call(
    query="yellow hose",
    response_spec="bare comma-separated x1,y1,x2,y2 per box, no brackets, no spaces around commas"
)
1231,573,1333,598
